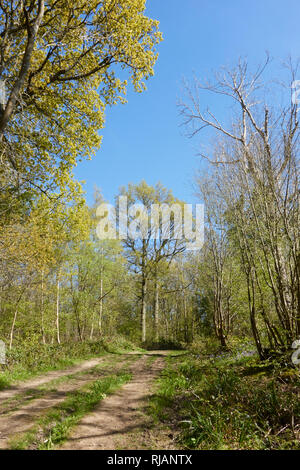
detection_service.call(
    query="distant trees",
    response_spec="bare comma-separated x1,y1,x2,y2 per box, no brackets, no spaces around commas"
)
117,181,186,343
0,180,201,348
0,192,128,345
196,176,236,348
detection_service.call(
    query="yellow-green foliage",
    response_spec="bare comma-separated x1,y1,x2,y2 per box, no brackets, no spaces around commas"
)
1,0,162,194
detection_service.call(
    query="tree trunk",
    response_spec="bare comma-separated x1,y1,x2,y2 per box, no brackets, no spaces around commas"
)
183,290,189,343
247,271,263,359
98,277,103,335
9,290,24,350
141,275,147,343
90,313,95,340
41,269,46,344
0,1,45,135
56,272,61,344
9,308,18,351
154,276,159,342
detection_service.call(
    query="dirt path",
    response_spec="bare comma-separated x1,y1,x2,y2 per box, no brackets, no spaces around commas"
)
0,354,136,449
0,355,116,404
60,352,176,450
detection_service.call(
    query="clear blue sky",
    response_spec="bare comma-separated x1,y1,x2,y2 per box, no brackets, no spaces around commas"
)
74,0,300,205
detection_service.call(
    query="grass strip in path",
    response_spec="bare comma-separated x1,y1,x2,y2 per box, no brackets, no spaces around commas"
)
0,355,140,449
9,370,132,450
59,354,174,450
0,353,134,416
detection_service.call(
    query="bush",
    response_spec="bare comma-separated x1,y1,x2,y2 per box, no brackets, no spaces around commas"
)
142,337,184,351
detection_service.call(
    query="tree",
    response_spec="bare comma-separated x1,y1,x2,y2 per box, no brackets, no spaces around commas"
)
196,175,236,348
181,58,300,357
0,189,90,345
116,181,186,342
0,0,162,210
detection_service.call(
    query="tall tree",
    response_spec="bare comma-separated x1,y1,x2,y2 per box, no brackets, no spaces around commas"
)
181,58,300,357
116,181,186,342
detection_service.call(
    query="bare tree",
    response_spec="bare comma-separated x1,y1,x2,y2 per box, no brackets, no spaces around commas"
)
181,58,300,357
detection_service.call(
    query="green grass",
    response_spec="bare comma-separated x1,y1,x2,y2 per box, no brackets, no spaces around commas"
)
147,353,300,450
10,370,132,450
0,336,138,391
0,354,131,414
166,350,189,357
0,356,93,391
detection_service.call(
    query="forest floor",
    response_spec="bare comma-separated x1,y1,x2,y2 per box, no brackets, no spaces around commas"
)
154,351,300,450
2,347,298,450
0,350,182,450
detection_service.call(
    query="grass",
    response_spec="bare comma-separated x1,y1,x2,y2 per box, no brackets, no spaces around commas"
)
7,343,298,450
0,357,84,390
148,352,300,450
0,336,138,391
9,369,132,450
0,354,132,414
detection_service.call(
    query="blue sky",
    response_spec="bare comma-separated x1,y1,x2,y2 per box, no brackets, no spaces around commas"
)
75,0,300,205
